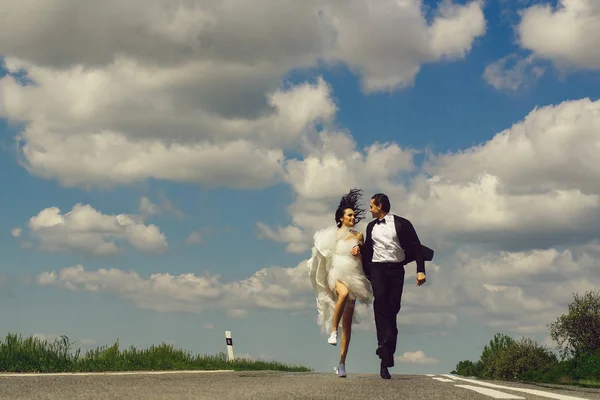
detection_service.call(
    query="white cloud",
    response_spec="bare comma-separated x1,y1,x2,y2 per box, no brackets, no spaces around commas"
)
259,98,600,256
2,61,336,150
13,122,288,189
25,204,168,255
319,0,486,92
11,227,22,238
518,0,600,70
37,261,313,314
0,0,485,91
33,255,463,333
450,242,600,334
260,98,600,254
0,0,485,189
139,195,184,220
285,130,414,200
256,129,415,252
396,350,439,365
2,62,333,188
483,53,545,91
139,197,159,218
227,309,248,319
423,98,600,193
185,232,204,246
33,228,600,338
428,0,487,60
408,98,600,249
256,223,308,254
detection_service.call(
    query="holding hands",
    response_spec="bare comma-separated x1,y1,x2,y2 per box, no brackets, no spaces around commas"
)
351,243,426,286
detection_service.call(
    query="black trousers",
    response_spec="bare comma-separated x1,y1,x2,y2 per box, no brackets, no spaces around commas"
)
370,262,405,367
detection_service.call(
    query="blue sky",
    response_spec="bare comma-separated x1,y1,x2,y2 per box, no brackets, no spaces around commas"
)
2,0,600,374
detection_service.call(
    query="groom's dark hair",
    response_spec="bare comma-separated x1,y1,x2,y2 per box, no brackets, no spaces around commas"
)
371,193,390,213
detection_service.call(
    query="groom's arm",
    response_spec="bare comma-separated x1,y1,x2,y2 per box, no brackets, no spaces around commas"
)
398,218,425,275
360,228,372,280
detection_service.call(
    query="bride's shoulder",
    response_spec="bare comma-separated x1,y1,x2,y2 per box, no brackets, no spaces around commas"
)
349,229,363,239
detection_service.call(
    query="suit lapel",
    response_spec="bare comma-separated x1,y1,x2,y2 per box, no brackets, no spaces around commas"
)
361,220,376,269
366,220,375,245
393,215,402,248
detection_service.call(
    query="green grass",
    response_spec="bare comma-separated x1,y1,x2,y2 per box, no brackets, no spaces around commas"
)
0,333,312,373
576,379,600,388
521,376,600,389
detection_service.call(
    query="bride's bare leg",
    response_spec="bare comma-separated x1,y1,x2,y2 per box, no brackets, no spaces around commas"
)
332,281,349,333
339,299,355,365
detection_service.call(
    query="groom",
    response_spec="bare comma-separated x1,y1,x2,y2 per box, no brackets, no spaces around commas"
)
353,193,430,379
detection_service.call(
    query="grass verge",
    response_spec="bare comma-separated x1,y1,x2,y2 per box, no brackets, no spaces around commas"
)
0,333,312,373
525,376,600,389
576,379,600,388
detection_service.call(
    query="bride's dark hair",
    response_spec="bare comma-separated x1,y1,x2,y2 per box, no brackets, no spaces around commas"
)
335,188,366,228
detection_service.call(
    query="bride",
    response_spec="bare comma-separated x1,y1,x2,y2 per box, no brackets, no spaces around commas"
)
307,188,373,377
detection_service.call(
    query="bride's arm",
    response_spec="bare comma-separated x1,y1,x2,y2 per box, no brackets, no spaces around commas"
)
351,231,364,257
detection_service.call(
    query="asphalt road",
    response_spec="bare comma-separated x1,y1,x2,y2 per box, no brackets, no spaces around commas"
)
1,370,600,400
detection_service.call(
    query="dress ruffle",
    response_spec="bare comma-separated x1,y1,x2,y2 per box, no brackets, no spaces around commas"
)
307,225,373,335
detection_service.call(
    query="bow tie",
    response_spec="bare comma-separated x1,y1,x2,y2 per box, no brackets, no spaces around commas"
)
376,219,386,224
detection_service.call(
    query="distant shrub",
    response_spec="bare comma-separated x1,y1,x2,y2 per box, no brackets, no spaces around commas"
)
494,337,558,380
452,359,482,377
0,333,312,373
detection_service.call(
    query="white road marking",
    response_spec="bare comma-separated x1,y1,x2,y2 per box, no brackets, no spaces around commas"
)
0,370,234,377
441,375,591,400
455,384,525,399
433,377,455,382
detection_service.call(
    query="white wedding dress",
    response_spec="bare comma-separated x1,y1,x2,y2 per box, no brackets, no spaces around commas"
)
307,224,373,335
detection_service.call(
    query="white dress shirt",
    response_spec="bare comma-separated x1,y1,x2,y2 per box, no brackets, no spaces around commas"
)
371,213,405,263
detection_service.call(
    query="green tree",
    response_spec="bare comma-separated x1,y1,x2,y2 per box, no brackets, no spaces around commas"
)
479,333,514,378
548,290,600,360
452,359,483,377
494,337,557,380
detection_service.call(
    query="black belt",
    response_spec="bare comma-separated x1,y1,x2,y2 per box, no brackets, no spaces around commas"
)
371,261,404,266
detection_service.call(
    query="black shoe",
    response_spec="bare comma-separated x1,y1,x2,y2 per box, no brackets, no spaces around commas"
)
380,364,391,379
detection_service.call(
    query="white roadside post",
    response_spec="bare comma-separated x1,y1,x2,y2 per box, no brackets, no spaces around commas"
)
225,331,235,361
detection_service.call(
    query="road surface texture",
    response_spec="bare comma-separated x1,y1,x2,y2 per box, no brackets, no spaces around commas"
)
1,370,600,400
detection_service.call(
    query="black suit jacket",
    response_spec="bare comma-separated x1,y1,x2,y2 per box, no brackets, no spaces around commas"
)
360,214,433,279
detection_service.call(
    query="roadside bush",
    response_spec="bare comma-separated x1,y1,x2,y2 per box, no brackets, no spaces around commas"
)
521,360,571,384
479,333,515,379
452,359,483,377
453,291,600,387
494,337,557,380
569,349,600,380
